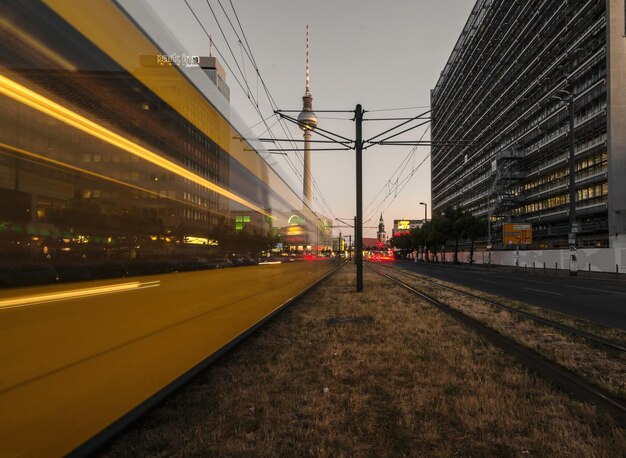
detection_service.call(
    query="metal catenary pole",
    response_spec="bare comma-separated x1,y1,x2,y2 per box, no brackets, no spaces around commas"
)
355,104,364,292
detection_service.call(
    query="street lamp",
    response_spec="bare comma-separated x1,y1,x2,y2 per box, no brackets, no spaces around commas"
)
551,89,577,276
419,202,427,222
419,202,428,262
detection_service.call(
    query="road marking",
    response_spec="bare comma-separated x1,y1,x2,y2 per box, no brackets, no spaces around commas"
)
0,281,160,309
512,277,551,285
565,285,622,294
523,287,563,296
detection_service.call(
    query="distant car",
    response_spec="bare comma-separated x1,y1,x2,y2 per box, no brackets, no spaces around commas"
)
87,262,128,280
178,258,208,271
259,256,283,265
205,258,232,269
231,257,258,267
183,257,234,269
126,261,172,276
230,257,245,267
242,257,259,266
0,263,60,288
56,264,92,283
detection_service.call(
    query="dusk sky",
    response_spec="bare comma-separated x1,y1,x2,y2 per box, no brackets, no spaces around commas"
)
148,0,475,237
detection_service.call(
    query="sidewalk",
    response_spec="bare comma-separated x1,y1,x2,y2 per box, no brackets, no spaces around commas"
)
102,265,626,457
403,258,626,282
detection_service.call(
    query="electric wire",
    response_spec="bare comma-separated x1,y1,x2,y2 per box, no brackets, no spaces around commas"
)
366,105,431,112
364,126,431,223
183,1,313,212
219,0,337,219
185,0,336,220
364,124,430,215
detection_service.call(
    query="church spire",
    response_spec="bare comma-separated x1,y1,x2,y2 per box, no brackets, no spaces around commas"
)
377,214,386,243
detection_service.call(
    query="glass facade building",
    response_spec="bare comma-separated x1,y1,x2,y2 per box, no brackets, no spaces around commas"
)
431,0,626,250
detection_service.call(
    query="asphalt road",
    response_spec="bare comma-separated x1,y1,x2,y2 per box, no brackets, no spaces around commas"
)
390,261,626,331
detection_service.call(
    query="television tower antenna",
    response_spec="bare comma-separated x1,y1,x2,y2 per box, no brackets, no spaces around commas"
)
297,25,318,205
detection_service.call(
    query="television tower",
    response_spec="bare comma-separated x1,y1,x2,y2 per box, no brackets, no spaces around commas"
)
297,25,317,205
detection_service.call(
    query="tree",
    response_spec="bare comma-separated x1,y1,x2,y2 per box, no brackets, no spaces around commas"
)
414,206,487,264
462,215,487,264
410,224,426,261
442,206,464,263
390,233,412,259
426,216,448,262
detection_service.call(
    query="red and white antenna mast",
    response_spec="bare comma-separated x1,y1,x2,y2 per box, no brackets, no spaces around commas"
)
297,25,318,207
305,24,310,94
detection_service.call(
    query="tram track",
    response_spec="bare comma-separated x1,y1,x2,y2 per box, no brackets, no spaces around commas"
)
370,264,626,428
375,263,626,353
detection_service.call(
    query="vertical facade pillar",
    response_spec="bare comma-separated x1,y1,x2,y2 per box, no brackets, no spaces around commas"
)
607,0,626,248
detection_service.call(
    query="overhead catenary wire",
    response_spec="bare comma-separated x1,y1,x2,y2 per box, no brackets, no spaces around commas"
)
364,109,431,144
193,1,328,217
190,2,451,226
363,144,419,215
363,121,431,215
185,0,337,220
184,1,313,212
248,113,278,130
218,0,337,219
364,126,432,223
220,0,338,219
365,105,431,112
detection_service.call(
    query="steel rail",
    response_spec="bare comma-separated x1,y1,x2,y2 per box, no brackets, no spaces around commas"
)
375,263,626,353
370,266,626,428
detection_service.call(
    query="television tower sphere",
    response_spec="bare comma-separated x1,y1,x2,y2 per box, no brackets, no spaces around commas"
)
297,105,318,131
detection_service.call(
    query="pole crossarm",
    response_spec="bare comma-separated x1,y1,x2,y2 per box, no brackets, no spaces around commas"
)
275,109,355,113
372,140,473,146
364,109,431,143
276,112,352,146
335,217,354,227
363,116,431,122
364,119,431,147
275,111,354,144
264,148,352,152
258,138,349,144
246,149,287,155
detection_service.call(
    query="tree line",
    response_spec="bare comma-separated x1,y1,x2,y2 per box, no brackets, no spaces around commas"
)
390,206,488,263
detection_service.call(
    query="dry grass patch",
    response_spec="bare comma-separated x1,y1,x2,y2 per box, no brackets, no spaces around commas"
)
102,265,625,457
381,266,626,400
395,267,626,346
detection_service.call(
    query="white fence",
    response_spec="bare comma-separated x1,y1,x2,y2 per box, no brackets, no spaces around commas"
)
432,248,626,274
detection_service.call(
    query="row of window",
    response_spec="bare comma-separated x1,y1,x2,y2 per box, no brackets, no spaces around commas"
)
83,153,139,163
518,182,608,215
82,189,178,200
522,151,607,193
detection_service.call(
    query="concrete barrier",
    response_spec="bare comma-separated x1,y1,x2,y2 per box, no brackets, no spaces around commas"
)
456,248,626,274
